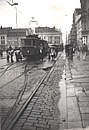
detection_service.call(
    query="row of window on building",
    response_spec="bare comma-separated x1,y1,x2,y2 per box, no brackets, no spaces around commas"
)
0,27,62,50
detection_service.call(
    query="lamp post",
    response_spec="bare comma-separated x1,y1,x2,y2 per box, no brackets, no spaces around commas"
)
6,0,18,28
64,14,68,45
66,31,68,45
6,0,19,48
15,7,18,28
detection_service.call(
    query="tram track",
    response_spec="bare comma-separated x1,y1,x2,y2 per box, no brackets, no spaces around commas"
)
2,70,51,130
0,62,25,78
0,64,42,127
0,63,38,89
2,53,62,130
0,60,43,78
0,61,41,91
0,61,21,70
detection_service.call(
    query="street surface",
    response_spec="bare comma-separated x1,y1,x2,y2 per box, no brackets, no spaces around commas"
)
0,56,49,123
1,52,89,130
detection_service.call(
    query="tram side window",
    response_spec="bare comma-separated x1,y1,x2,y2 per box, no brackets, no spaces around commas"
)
30,40,33,46
33,40,36,46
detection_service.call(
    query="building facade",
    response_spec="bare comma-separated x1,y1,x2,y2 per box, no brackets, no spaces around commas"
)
0,27,32,50
74,8,82,47
35,27,62,46
80,0,89,47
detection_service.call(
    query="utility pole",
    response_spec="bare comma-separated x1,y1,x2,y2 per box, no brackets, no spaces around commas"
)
15,7,18,28
6,0,18,28
66,31,68,45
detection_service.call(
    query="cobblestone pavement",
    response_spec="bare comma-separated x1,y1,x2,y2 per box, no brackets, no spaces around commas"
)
3,52,89,130
0,58,50,125
7,53,65,130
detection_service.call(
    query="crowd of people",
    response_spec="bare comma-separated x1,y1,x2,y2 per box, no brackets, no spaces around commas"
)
65,43,88,61
5,45,59,63
47,47,59,61
1,43,88,63
6,46,22,63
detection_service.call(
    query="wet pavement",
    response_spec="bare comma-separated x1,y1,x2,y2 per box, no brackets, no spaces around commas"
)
0,53,61,130
6,52,65,130
63,53,89,130
1,51,89,130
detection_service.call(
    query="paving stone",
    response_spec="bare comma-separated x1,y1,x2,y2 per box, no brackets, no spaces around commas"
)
78,101,89,107
12,126,21,130
67,97,78,110
23,122,34,126
67,87,75,97
31,111,41,115
38,120,47,125
80,107,89,113
59,122,68,130
76,92,86,97
68,111,81,122
22,126,36,130
49,124,60,130
36,127,44,130
72,78,89,83
48,119,59,125
13,123,22,127
27,116,38,120
78,97,89,102
16,119,25,124
66,83,74,88
30,114,42,118
68,121,82,129
19,115,28,119
26,118,38,124
81,113,89,120
34,123,50,129
83,120,89,128
75,83,89,88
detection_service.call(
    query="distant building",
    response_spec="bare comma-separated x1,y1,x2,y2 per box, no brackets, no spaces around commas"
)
0,27,32,50
80,0,89,47
35,26,62,46
73,8,82,47
69,0,89,48
68,23,77,48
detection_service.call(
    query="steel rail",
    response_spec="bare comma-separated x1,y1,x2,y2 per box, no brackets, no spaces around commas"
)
2,53,62,130
0,65,35,89
0,62,25,78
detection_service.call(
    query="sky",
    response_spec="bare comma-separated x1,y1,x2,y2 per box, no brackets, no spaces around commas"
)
0,0,81,41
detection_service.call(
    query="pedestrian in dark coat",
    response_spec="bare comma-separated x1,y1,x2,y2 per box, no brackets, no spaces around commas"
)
82,44,88,60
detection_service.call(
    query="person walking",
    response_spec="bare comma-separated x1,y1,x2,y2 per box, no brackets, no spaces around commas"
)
10,49,14,63
50,48,56,60
48,47,51,60
82,43,88,60
7,45,14,63
6,49,10,63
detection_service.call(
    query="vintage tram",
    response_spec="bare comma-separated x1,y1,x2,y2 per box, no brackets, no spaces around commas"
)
21,35,48,60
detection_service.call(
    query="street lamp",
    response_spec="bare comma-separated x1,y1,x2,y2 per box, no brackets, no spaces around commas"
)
6,1,18,6
64,14,68,45
6,0,18,28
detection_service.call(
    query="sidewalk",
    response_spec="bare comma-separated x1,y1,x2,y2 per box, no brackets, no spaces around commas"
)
64,54,89,129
